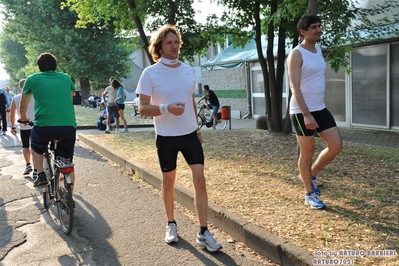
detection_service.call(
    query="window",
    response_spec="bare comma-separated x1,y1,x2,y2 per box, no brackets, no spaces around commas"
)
352,44,388,126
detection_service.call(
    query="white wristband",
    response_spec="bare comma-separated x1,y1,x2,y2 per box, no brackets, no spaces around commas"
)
159,104,169,115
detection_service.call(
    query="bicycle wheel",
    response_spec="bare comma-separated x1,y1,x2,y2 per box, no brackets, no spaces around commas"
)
56,174,74,235
198,114,205,129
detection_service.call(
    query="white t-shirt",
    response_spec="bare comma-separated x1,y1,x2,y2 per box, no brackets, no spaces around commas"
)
289,44,326,114
103,86,117,106
13,93,35,130
137,62,198,136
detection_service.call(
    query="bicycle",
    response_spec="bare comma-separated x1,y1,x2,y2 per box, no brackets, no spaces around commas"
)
197,100,227,129
18,120,75,235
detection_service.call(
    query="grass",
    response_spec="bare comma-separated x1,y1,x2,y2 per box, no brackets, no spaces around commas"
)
75,106,399,265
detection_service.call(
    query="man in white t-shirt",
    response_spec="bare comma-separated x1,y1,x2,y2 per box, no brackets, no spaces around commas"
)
10,79,37,179
136,25,222,252
287,15,343,210
102,77,120,133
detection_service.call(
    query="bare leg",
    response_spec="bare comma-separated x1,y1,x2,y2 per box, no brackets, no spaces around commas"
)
312,127,343,176
118,110,128,129
22,147,31,165
162,170,176,222
31,148,44,173
296,135,315,193
190,164,208,227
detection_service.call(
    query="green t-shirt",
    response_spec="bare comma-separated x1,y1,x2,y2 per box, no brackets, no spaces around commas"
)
23,71,77,127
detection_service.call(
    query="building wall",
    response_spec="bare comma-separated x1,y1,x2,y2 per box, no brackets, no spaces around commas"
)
201,66,249,118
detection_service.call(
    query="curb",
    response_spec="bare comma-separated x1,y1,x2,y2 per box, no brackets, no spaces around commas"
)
78,134,313,266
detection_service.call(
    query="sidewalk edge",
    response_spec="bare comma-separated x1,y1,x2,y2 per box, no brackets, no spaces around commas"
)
78,134,313,266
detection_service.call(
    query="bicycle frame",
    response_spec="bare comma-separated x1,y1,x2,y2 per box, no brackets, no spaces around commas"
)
197,101,226,129
42,142,75,235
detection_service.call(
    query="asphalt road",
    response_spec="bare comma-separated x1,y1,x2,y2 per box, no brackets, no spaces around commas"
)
0,134,272,265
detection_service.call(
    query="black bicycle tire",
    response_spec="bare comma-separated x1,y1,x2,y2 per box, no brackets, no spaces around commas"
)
198,114,205,129
56,176,74,235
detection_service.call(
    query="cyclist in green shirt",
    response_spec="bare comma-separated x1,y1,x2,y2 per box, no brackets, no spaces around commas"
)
19,52,77,188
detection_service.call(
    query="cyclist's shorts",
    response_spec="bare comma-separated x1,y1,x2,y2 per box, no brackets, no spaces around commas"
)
290,108,337,136
156,131,204,172
30,126,76,161
20,129,31,148
210,104,220,116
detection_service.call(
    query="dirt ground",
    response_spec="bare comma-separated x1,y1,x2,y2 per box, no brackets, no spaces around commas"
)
84,129,399,265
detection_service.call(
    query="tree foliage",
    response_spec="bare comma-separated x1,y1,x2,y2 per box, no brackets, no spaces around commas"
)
0,0,134,104
63,0,212,62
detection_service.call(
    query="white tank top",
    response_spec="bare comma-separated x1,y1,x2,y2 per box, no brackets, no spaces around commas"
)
289,44,326,114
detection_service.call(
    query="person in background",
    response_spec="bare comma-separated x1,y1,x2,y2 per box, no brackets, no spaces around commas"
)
97,102,115,130
132,93,140,116
10,79,38,179
102,77,119,133
5,86,14,126
287,15,343,210
0,87,11,135
19,52,77,188
137,24,222,252
113,79,128,133
199,85,220,129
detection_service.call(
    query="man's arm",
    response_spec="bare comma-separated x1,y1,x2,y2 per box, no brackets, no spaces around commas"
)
19,93,32,122
10,98,17,134
287,49,318,130
139,94,185,117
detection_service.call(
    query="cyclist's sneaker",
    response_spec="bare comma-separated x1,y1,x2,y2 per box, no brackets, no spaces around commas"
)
32,171,38,179
33,172,47,187
23,165,33,175
165,223,178,244
121,128,128,133
196,230,222,252
298,175,321,196
305,192,326,210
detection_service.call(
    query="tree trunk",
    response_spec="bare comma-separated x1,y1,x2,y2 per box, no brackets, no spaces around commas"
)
127,0,155,65
282,31,300,134
254,2,271,131
307,0,318,15
79,78,91,106
266,0,281,132
276,26,286,129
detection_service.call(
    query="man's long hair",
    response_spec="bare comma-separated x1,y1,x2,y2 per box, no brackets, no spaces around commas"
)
148,25,182,62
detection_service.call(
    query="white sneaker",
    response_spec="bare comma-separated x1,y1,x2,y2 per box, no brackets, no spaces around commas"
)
196,230,222,252
165,223,178,243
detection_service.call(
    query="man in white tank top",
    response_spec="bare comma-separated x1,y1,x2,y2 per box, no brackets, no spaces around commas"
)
287,15,343,210
136,25,222,252
10,79,37,179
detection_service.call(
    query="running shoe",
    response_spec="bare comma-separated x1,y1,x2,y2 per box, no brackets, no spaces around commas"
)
33,172,47,187
298,175,321,196
32,171,38,179
165,223,178,244
23,165,33,175
305,192,326,210
121,128,128,133
2,131,6,135
196,230,222,252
